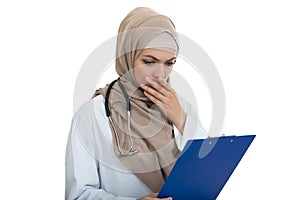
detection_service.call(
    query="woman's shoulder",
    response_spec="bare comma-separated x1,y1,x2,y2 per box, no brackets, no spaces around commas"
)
73,94,105,120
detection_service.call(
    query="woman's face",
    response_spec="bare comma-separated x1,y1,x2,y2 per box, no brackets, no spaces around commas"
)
133,48,177,85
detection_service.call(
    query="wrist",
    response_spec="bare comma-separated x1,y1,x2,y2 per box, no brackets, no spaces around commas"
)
174,110,187,134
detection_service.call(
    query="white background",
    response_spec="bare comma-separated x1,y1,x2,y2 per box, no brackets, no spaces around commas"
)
0,0,299,199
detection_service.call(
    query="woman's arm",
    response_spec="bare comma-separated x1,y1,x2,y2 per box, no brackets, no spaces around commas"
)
65,119,136,200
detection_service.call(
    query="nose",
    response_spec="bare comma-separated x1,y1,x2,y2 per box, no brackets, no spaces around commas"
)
153,64,165,79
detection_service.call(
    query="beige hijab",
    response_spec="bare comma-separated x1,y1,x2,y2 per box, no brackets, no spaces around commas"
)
93,7,180,192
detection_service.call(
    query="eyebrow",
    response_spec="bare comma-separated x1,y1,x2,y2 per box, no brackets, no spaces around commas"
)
143,55,176,62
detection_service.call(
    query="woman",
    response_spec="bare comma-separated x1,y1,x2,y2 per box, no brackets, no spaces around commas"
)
65,7,207,200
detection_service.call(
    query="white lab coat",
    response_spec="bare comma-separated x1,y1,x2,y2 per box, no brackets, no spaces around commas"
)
65,94,207,200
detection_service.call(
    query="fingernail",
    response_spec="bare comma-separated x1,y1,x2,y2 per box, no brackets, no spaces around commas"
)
140,84,145,87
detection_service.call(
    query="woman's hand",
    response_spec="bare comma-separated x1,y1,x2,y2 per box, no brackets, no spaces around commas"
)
138,193,172,200
141,77,187,133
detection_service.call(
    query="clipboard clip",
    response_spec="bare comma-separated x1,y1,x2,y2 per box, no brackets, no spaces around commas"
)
207,134,226,138
207,134,236,144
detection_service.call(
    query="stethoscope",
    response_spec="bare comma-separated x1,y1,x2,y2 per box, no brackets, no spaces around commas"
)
104,78,138,156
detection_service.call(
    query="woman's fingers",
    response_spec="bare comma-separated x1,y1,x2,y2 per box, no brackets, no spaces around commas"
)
157,78,175,93
142,77,174,100
144,77,168,95
141,84,167,103
137,192,172,200
140,77,187,133
143,90,164,109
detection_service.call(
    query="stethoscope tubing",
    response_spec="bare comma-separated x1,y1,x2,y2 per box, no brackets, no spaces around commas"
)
104,78,137,156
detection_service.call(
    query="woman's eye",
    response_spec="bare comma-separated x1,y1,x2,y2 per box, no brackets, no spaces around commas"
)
165,61,175,66
143,60,155,65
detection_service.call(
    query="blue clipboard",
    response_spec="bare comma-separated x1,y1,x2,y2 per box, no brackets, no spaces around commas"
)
158,135,256,200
